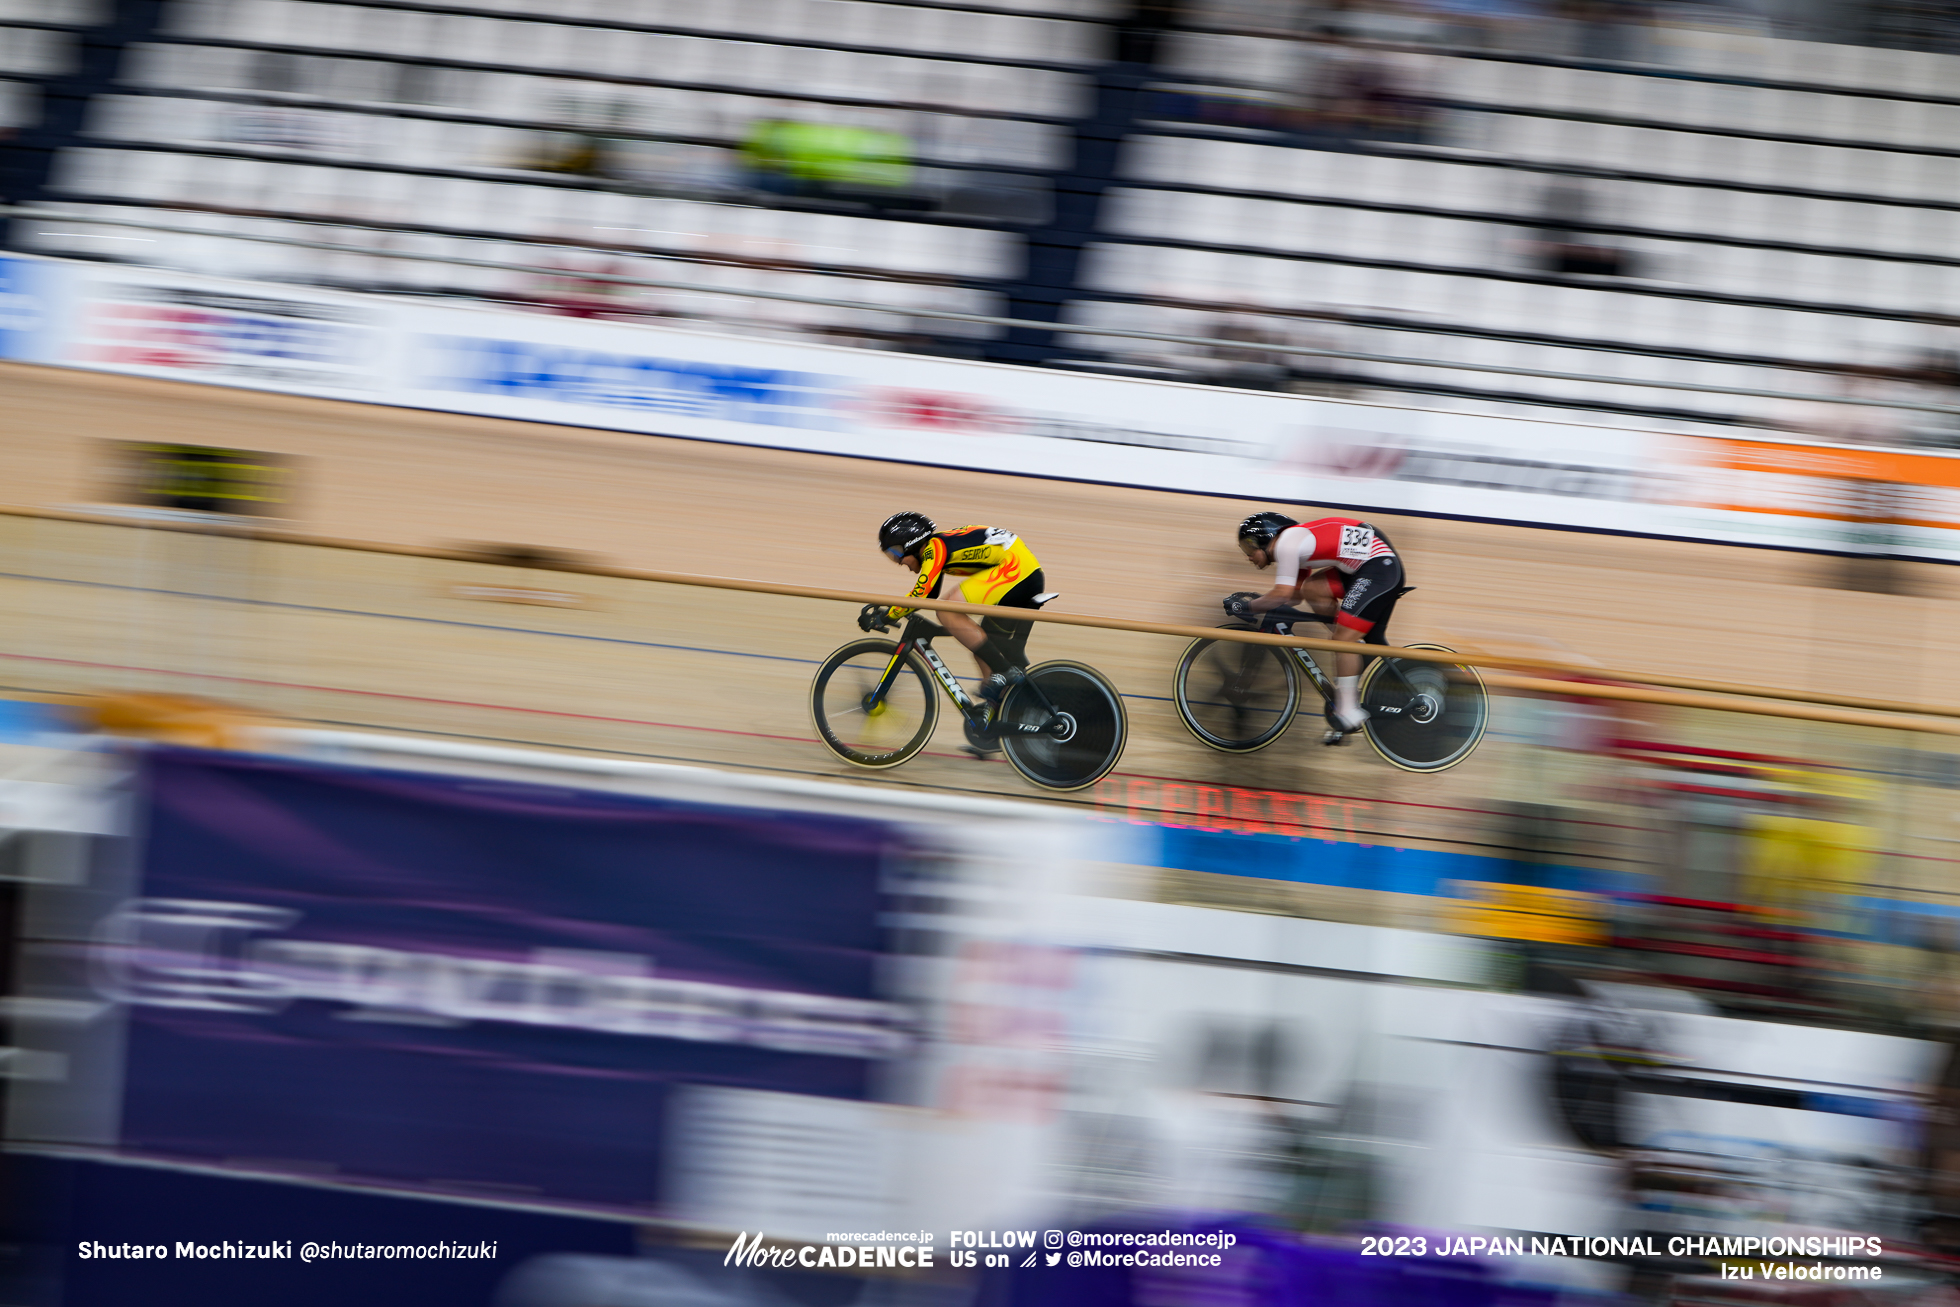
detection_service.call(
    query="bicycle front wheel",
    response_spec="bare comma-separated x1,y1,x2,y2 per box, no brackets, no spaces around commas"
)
1359,642,1488,773
998,660,1128,791
810,638,939,769
1173,624,1302,753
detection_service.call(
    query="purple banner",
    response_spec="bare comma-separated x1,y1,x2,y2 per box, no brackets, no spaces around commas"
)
96,748,908,1214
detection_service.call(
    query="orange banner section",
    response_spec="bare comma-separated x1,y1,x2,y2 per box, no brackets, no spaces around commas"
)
1708,440,1960,488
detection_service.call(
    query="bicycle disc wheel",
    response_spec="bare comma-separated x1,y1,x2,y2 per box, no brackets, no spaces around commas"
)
1173,624,1302,753
810,639,939,769
1359,642,1488,773
998,660,1128,791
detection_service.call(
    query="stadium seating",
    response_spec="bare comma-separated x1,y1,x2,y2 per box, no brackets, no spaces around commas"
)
0,0,101,135
9,0,1960,433
19,0,1108,348
1066,7,1960,432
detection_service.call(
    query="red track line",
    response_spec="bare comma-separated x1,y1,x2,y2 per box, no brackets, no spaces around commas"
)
1610,738,1810,767
0,648,1267,788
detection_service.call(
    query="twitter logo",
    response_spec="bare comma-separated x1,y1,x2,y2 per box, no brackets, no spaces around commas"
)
1045,1253,1061,1267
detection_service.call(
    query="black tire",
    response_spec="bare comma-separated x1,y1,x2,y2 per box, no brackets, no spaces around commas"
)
810,639,939,769
1172,624,1302,753
997,661,1128,791
1359,642,1488,773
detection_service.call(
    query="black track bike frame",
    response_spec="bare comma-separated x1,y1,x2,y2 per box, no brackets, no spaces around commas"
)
867,615,1059,739
1260,609,1427,710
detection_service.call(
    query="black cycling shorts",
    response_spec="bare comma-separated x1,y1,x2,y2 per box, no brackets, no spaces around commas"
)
1333,554,1404,644
980,570,1046,659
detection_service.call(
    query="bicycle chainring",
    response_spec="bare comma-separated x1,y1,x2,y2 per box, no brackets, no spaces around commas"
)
962,714,1001,755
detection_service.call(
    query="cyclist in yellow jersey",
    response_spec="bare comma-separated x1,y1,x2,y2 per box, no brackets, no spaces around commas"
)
867,512,1046,710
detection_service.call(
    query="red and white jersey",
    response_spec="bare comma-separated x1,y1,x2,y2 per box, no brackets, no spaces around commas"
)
1272,518,1395,586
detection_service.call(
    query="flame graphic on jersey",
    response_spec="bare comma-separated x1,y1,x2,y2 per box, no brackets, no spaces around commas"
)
996,556,1023,585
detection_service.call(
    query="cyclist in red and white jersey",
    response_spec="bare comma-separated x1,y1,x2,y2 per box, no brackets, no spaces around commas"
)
1224,511,1407,741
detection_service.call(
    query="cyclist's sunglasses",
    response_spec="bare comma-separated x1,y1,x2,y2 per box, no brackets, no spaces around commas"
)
884,546,907,561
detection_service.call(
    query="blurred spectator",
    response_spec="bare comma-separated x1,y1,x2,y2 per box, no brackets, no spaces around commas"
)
1178,306,1364,394
1119,0,1193,64
1533,181,1636,277
1296,28,1436,146
1557,0,1653,60
1775,353,1941,447
525,256,638,321
1413,0,1550,51
524,95,639,179
1897,323,1960,446
739,118,915,205
1204,309,1296,389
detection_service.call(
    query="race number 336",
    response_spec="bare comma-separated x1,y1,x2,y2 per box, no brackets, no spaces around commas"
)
1338,525,1375,560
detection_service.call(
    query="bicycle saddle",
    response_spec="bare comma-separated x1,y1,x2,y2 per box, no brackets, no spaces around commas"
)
1033,592,1060,608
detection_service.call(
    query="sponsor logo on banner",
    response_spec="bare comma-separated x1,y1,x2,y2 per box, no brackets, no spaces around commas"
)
65,279,378,388
93,749,910,1213
1294,427,1669,502
94,897,910,1058
424,334,837,428
854,387,1005,432
1696,437,1960,531
17,253,1960,559
0,256,60,361
420,338,1265,457
851,386,1262,457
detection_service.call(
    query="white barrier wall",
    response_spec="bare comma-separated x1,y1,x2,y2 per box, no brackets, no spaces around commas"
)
4,253,1958,560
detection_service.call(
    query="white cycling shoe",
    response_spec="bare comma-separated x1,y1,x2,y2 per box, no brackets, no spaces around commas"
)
1322,706,1369,746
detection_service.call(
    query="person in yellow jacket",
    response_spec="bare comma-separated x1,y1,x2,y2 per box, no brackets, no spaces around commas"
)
868,511,1044,708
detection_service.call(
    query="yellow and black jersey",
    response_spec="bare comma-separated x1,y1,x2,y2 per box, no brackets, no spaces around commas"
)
888,525,1041,620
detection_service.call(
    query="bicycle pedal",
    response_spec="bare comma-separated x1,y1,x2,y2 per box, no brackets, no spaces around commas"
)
962,717,1002,758
1321,726,1354,747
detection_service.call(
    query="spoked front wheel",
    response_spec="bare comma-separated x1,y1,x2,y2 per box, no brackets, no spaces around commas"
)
810,639,939,769
1359,642,1488,773
1172,624,1302,753
997,660,1128,791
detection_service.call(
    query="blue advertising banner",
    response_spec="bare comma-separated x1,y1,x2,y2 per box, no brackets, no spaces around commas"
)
95,748,908,1215
0,254,63,361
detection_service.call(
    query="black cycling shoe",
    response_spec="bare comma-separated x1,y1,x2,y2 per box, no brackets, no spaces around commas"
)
962,715,1002,758
978,666,1026,705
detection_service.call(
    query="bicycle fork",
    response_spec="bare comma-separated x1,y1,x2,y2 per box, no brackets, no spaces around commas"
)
865,630,983,718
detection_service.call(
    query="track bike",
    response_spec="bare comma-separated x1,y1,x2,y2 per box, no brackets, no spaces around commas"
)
1172,602,1488,773
810,604,1128,791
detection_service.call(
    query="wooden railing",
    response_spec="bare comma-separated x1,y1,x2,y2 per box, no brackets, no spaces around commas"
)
10,504,1960,737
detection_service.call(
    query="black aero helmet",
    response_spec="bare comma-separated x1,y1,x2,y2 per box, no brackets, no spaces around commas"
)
878,511,935,558
1237,511,1296,551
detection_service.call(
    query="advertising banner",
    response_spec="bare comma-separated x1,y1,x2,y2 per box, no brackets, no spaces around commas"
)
0,252,66,362
91,747,908,1215
7,253,1959,560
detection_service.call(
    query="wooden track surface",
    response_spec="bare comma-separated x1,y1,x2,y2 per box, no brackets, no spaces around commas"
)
4,360,1958,879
